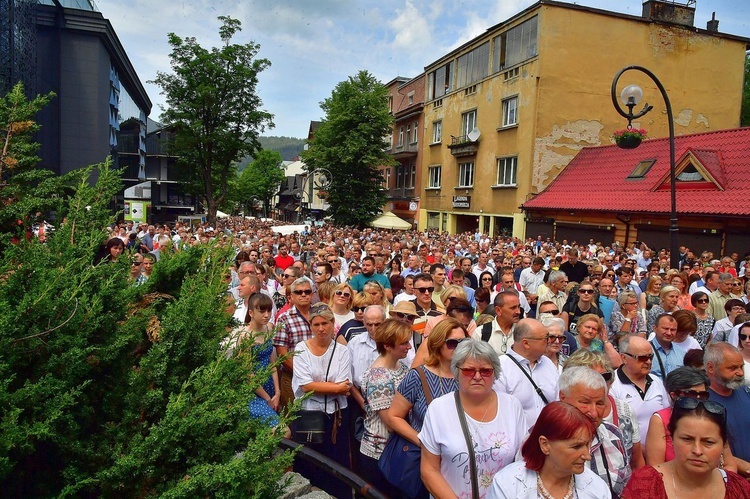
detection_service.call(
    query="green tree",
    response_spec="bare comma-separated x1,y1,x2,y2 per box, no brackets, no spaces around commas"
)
301,70,394,227
0,161,294,496
151,16,274,224
741,53,750,127
0,82,57,238
237,149,286,216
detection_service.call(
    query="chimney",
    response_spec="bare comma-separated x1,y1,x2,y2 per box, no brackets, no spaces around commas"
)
707,12,720,32
642,0,696,28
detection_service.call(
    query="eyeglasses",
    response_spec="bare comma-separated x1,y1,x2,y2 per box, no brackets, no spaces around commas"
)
293,289,313,296
547,334,565,343
674,397,726,422
525,335,549,342
459,367,494,378
601,371,613,382
334,290,351,298
392,311,416,321
415,287,435,294
696,298,709,304
541,309,560,315
579,289,595,294
481,277,493,281
623,352,654,363
675,389,711,400
283,273,296,279
131,260,142,266
314,270,327,276
445,338,466,350
739,333,750,341
352,306,367,313
327,260,338,264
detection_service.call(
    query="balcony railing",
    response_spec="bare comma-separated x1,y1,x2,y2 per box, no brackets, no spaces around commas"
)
447,135,479,157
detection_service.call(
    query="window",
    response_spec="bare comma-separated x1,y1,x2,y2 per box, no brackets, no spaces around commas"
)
458,162,474,187
456,42,490,89
628,159,655,179
407,164,416,189
406,124,411,144
395,165,404,189
428,165,442,188
461,110,477,137
496,157,518,186
502,97,518,127
427,62,454,100
408,91,414,105
492,15,538,72
432,121,442,143
383,168,391,188
411,120,418,143
388,96,393,113
398,127,404,146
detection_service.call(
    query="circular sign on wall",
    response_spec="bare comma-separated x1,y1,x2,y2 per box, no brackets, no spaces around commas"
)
409,201,418,212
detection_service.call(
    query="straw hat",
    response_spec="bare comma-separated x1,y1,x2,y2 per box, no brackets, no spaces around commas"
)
389,301,419,318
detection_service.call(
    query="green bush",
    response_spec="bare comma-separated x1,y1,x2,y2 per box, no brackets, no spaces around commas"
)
0,160,293,497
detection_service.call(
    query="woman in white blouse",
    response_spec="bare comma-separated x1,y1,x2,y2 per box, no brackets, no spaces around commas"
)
292,303,352,498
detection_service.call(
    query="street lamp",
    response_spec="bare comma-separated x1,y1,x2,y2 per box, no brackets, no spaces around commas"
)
294,168,333,223
248,195,265,218
611,66,678,269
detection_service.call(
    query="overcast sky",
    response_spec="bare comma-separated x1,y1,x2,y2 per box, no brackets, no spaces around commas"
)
96,0,749,139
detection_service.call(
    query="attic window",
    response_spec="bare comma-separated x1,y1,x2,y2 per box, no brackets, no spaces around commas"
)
677,164,703,182
628,159,656,179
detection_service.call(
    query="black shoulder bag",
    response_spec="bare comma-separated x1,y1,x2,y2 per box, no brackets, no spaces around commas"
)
455,391,480,499
294,340,337,444
506,353,549,404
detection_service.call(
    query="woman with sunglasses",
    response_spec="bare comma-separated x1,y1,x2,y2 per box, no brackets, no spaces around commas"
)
328,282,355,328
385,318,470,498
413,296,477,367
363,280,390,311
420,339,526,498
624,397,750,498
561,282,604,334
692,291,716,348
479,270,495,293
542,316,569,374
734,321,750,385
337,293,377,345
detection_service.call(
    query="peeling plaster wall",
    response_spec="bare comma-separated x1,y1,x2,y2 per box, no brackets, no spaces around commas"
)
532,120,604,191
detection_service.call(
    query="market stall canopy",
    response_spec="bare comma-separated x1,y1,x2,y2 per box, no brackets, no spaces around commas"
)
370,212,412,230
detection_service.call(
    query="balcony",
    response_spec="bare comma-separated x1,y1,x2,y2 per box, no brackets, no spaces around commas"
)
391,141,419,159
447,135,479,157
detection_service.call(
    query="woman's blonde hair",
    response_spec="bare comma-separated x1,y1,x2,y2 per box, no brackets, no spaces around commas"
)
363,280,389,307
426,317,469,368
440,284,466,304
328,282,354,309
374,319,412,356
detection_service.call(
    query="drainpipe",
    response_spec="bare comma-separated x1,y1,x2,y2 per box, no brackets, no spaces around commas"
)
616,214,631,248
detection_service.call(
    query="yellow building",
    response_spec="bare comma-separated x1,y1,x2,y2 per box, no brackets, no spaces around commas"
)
417,0,749,237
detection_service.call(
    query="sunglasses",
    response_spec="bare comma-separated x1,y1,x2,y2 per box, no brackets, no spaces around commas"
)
445,338,466,350
392,311,416,321
131,260,142,266
674,397,726,422
481,277,493,281
740,333,750,341
334,290,351,298
415,287,435,294
675,389,711,400
696,298,709,304
314,271,326,276
547,334,565,343
579,289,595,294
283,273,296,278
541,309,560,315
352,306,367,313
601,371,613,382
623,352,654,363
293,289,313,296
459,367,494,378
327,260,338,264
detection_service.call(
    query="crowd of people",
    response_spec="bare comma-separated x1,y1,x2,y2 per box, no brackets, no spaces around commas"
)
104,216,750,498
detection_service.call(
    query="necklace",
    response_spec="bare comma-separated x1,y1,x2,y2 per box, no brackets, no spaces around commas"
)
671,467,718,498
537,474,574,499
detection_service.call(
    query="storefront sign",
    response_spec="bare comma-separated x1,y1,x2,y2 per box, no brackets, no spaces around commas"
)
452,196,471,209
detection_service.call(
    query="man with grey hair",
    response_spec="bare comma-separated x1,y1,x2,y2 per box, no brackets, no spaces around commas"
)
609,335,669,439
537,270,568,311
706,341,750,463
273,277,314,407
559,366,632,497
708,272,740,320
494,318,559,429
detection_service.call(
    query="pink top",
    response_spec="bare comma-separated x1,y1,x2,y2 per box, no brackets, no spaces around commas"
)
655,407,675,462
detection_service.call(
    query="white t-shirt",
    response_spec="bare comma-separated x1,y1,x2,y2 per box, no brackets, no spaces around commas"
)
292,340,352,413
419,391,526,498
333,310,355,329
673,335,702,351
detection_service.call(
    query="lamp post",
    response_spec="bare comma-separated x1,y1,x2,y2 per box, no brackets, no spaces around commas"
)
611,66,678,270
294,168,333,224
248,195,265,218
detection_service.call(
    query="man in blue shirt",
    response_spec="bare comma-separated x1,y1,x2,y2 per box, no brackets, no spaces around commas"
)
349,256,392,301
650,314,685,379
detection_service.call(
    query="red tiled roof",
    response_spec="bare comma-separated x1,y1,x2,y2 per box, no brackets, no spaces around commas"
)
522,127,750,216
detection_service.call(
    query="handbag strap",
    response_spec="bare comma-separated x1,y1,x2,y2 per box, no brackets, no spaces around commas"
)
417,365,434,405
454,391,480,499
322,339,338,412
650,340,666,379
506,353,549,404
